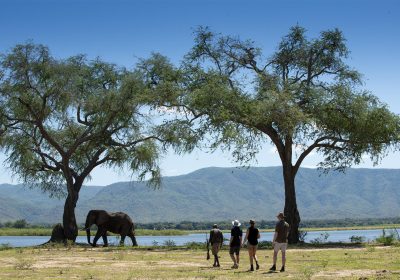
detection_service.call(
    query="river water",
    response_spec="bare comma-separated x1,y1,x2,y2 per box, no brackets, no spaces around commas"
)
1,228,399,247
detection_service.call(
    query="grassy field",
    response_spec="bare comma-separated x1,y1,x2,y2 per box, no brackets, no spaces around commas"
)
0,228,188,236
0,244,399,279
1,224,399,237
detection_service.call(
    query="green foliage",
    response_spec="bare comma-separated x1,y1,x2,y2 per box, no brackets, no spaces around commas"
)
162,239,176,247
147,25,400,172
0,243,11,251
310,232,330,244
375,229,396,245
0,43,195,196
12,219,28,229
0,43,197,238
143,26,400,243
349,235,365,243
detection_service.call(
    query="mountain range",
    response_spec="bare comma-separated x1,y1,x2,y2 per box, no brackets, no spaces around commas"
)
0,167,399,224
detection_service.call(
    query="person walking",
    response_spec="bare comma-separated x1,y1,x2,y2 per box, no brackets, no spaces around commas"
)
244,219,260,271
209,224,223,267
229,219,243,269
270,212,290,272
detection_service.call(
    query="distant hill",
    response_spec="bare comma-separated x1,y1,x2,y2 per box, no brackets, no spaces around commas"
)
0,167,399,224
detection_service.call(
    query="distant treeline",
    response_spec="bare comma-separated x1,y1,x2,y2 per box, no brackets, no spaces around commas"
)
1,217,399,230
135,217,400,230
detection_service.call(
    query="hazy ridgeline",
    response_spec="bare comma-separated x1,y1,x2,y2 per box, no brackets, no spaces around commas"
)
1,167,399,225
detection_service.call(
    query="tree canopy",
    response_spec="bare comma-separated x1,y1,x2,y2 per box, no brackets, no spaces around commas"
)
0,43,195,240
144,26,400,243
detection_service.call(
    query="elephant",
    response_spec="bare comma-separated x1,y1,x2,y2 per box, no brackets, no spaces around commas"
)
84,210,138,247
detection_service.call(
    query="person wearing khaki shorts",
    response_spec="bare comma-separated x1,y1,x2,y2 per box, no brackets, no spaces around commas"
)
209,224,223,267
244,219,260,271
270,212,290,272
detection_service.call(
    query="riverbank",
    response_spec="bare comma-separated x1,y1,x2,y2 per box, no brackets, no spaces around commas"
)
0,228,188,237
0,244,399,279
1,224,399,236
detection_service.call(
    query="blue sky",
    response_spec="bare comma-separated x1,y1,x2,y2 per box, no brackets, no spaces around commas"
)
1,0,399,185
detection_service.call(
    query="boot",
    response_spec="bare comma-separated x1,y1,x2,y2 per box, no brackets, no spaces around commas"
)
250,264,254,271
280,266,285,272
269,264,276,271
256,261,260,270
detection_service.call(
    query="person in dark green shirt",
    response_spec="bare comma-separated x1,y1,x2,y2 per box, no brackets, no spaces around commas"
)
209,224,223,267
270,212,290,272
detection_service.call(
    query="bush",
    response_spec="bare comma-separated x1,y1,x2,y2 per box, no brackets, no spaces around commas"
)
299,230,308,243
349,235,365,243
375,229,396,246
163,240,176,247
310,232,330,244
258,241,273,249
13,219,28,229
184,242,205,249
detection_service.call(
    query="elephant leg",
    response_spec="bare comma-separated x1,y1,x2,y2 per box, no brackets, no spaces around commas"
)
102,232,108,247
92,227,105,247
120,235,126,246
128,232,138,246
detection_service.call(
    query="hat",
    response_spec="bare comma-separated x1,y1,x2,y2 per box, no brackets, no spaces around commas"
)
249,219,255,224
277,212,285,219
232,220,241,227
213,224,218,228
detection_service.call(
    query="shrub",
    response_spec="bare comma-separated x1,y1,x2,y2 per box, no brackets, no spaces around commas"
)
13,219,28,229
299,230,308,243
375,229,396,246
184,242,205,249
163,240,176,247
349,235,365,243
258,241,273,249
0,243,11,251
310,232,329,244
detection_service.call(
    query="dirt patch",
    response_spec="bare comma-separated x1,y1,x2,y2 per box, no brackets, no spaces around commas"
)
314,269,391,278
32,256,104,269
289,246,389,252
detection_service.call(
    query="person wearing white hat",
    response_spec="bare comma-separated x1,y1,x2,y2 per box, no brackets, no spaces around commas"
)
229,219,243,269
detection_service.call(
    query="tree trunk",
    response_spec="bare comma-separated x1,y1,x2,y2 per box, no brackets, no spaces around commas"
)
282,165,300,244
63,189,79,241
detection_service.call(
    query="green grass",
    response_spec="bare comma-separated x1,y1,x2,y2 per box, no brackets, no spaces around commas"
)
0,244,399,279
1,224,399,237
0,228,188,236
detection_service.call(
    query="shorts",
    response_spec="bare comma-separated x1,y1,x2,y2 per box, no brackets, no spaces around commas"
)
273,242,287,253
247,244,258,250
229,246,240,255
211,243,221,255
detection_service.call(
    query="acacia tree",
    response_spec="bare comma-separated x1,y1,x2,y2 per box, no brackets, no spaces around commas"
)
147,26,400,243
0,43,193,241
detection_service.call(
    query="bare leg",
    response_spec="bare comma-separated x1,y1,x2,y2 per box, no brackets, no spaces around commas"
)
230,253,237,267
273,250,278,266
248,248,253,266
282,250,286,267
236,253,240,265
254,247,259,269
